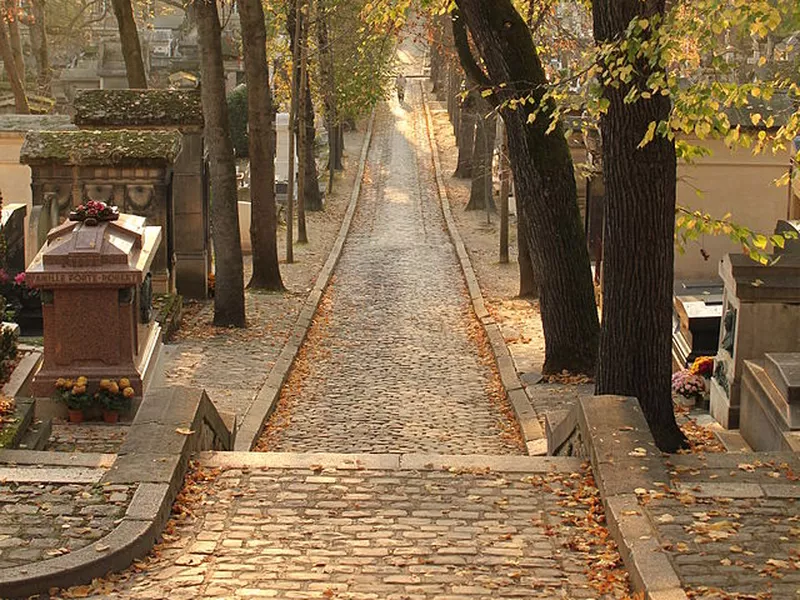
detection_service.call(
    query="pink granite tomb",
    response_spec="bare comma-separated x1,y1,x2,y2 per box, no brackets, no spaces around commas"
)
25,213,162,396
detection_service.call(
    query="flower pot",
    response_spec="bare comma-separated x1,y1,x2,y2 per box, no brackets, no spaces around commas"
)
674,394,696,409
67,409,84,424
102,409,120,424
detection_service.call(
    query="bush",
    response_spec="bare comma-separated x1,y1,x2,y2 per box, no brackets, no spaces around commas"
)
227,84,249,158
0,327,17,383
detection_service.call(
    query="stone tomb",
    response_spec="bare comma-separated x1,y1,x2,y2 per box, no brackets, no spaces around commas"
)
26,214,162,397
0,115,76,266
740,353,800,451
710,245,800,428
20,128,181,295
73,89,211,298
1,202,27,274
672,281,723,369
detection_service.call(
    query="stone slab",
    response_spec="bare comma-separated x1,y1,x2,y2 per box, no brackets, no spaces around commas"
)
761,483,800,498
125,482,170,522
0,466,104,483
647,590,691,600
604,495,683,593
102,453,181,485
200,451,401,471
0,449,116,468
594,460,670,497
544,407,577,455
674,481,764,498
399,453,582,473
506,388,544,442
764,352,800,406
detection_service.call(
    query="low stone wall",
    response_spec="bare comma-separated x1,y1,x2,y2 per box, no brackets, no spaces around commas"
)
576,395,800,600
0,386,233,598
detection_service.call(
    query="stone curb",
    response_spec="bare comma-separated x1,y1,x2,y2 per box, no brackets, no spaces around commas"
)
235,109,377,451
419,82,546,456
2,344,42,398
578,395,689,600
0,386,231,598
199,450,583,473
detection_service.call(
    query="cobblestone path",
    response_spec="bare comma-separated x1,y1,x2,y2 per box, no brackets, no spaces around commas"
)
0,480,133,569
73,454,625,600
643,453,800,599
260,84,522,456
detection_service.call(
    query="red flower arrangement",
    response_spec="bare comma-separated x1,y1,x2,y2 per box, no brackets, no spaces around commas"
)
69,200,119,226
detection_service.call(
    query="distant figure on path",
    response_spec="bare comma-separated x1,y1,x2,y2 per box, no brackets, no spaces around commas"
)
395,73,407,103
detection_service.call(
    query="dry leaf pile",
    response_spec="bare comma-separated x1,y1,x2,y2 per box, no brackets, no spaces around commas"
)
526,466,641,600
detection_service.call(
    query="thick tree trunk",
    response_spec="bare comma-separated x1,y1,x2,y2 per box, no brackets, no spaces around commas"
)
110,0,148,88
455,1,598,375
0,19,28,113
195,0,246,327
238,0,283,291
593,0,686,451
5,1,24,84
28,0,51,95
465,110,497,211
453,92,476,179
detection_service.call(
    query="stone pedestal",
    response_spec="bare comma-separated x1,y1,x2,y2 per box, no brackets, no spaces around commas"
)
710,253,800,428
740,353,800,451
26,214,162,396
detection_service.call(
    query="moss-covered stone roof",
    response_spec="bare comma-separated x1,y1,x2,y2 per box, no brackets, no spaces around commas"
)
73,89,203,128
19,129,183,166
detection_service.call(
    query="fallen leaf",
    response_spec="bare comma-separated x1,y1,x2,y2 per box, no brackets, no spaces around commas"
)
175,428,195,436
658,513,675,523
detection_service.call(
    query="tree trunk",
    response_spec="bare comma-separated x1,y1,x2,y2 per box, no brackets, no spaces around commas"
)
465,110,496,211
296,0,309,244
195,0,246,327
28,0,51,95
499,126,510,264
110,0,148,88
0,18,28,113
5,1,24,84
593,0,686,451
301,61,322,210
447,65,458,127
453,92,476,179
288,0,322,213
335,124,344,170
317,0,340,185
238,0,283,291
429,20,443,94
517,209,538,298
454,0,598,375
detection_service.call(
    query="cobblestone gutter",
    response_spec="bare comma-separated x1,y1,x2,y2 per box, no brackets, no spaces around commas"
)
0,387,233,598
233,109,377,451
420,81,546,456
